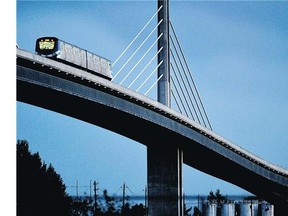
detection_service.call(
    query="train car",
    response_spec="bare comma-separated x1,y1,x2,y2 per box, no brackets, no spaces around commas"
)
35,37,112,80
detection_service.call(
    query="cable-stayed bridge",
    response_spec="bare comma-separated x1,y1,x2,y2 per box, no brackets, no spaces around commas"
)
17,1,288,215
16,47,288,215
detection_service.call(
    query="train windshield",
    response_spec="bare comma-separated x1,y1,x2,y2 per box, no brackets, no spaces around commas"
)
35,37,58,55
39,39,55,50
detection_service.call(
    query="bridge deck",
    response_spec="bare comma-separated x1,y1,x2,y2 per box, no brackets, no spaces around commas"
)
17,48,288,210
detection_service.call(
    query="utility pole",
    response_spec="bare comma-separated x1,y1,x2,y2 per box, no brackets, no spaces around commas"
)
250,199,253,216
198,194,199,210
76,179,79,199
122,182,126,213
93,181,98,216
144,185,148,216
90,180,92,200
183,193,186,215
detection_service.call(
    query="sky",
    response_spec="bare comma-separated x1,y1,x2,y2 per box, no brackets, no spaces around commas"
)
14,0,288,201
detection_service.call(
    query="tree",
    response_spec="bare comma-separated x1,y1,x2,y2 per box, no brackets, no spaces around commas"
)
17,140,72,216
207,189,227,206
102,189,119,216
207,189,227,216
192,206,202,216
184,202,192,216
71,199,93,216
121,203,145,216
130,203,145,216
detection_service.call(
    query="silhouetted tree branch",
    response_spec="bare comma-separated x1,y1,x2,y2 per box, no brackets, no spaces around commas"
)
17,140,72,216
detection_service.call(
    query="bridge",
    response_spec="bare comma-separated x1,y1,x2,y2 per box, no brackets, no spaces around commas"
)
17,1,288,215
17,47,288,214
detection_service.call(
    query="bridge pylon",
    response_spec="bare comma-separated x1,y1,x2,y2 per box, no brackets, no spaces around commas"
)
148,0,183,216
157,0,170,107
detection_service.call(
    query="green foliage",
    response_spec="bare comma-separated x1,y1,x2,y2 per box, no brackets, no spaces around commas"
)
17,140,72,216
72,188,146,216
207,189,227,206
192,206,202,216
102,189,119,215
94,189,146,216
121,203,145,216
71,199,93,216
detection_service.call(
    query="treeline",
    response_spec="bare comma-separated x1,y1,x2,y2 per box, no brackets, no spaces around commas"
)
17,140,146,216
70,189,146,216
17,140,71,216
17,140,226,216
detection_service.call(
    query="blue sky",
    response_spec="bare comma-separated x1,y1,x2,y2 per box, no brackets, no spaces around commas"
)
15,0,288,198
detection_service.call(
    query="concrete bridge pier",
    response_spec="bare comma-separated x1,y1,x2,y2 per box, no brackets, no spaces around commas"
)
148,145,183,216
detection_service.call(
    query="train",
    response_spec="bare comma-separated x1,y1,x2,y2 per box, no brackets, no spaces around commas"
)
35,37,112,80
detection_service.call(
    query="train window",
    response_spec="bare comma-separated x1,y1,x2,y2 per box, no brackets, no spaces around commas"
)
39,39,55,50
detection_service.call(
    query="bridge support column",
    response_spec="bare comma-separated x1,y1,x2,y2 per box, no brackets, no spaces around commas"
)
147,145,183,216
148,0,183,215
